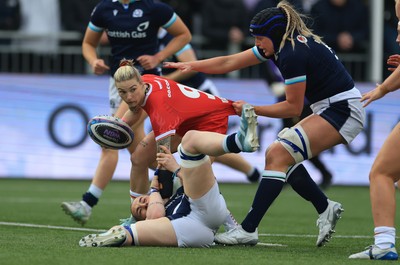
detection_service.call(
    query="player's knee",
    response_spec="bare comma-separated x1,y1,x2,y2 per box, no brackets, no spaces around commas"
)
265,143,293,168
181,130,198,153
275,125,312,164
130,150,146,167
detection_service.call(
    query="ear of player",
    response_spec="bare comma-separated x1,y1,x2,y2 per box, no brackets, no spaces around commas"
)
87,115,134,149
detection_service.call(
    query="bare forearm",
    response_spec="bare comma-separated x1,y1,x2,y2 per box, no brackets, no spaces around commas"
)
254,101,302,119
82,43,98,65
163,70,196,82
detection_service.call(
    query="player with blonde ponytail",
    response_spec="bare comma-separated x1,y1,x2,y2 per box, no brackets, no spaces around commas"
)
165,0,365,247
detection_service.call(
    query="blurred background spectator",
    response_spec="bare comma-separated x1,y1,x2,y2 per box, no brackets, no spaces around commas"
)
160,0,203,33
59,0,99,46
0,0,21,45
200,0,248,53
310,0,369,54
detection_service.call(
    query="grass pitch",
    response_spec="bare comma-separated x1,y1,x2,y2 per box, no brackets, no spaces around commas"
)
1,178,399,265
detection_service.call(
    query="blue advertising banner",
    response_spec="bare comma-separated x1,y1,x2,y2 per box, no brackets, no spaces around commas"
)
1,74,398,185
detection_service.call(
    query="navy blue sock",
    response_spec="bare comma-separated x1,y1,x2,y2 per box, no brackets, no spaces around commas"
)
225,133,241,153
287,164,328,214
241,173,285,233
82,192,99,208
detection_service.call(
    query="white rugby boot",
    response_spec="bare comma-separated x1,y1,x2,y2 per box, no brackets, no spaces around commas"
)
349,244,398,260
316,199,344,247
214,225,258,246
237,104,259,152
79,226,126,247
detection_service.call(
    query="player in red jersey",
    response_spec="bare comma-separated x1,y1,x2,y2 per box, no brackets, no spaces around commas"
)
115,59,258,212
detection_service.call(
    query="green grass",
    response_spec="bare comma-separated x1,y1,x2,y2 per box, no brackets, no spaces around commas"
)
1,178,399,265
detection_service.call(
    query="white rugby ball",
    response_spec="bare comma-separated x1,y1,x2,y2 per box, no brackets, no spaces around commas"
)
87,115,134,149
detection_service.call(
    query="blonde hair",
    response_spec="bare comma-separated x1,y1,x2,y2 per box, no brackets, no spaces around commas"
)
277,1,323,51
114,59,143,84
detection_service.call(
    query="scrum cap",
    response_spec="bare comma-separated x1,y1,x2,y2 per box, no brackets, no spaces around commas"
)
249,8,287,51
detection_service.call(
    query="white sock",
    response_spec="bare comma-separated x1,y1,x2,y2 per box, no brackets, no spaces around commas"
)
374,226,396,249
130,190,147,199
88,184,103,198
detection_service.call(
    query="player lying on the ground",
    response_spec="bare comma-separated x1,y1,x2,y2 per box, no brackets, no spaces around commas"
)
79,104,258,247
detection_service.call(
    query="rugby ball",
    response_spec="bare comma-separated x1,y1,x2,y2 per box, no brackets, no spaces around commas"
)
87,115,134,149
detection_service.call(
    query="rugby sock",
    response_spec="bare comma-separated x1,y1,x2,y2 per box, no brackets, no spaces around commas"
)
286,164,328,214
247,167,260,182
222,133,241,153
124,225,136,246
88,184,103,198
130,190,147,200
82,184,103,208
375,226,396,249
241,170,286,233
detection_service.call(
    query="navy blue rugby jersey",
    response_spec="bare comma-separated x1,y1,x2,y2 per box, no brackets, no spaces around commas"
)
89,0,177,76
164,186,192,220
252,34,355,104
158,29,207,88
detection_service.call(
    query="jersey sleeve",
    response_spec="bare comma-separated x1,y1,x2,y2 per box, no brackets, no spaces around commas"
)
88,2,106,32
152,2,176,28
279,44,308,85
251,46,270,62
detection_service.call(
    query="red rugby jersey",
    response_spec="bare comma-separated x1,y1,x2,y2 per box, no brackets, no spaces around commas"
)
141,75,236,140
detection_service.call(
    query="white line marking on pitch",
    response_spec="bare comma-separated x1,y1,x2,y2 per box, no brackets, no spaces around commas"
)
259,233,375,239
257,242,287,247
0,221,105,232
0,222,382,239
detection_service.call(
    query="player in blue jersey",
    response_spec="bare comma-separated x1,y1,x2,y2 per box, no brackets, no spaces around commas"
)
61,0,191,225
158,28,260,183
165,0,365,247
78,105,257,248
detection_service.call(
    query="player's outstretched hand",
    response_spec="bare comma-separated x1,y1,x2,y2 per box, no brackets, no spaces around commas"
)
163,62,193,72
360,85,387,107
156,145,180,173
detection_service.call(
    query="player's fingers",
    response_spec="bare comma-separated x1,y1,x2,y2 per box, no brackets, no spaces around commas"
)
163,62,178,68
158,145,170,153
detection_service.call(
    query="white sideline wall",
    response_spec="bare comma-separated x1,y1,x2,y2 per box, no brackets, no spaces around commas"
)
1,74,398,185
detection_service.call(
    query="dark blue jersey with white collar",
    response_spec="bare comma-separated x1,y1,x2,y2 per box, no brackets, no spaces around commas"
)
252,34,355,104
89,0,177,76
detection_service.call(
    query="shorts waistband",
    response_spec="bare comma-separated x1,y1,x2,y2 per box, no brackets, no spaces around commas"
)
322,87,361,104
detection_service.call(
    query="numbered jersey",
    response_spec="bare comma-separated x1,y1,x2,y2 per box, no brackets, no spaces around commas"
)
141,75,236,140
